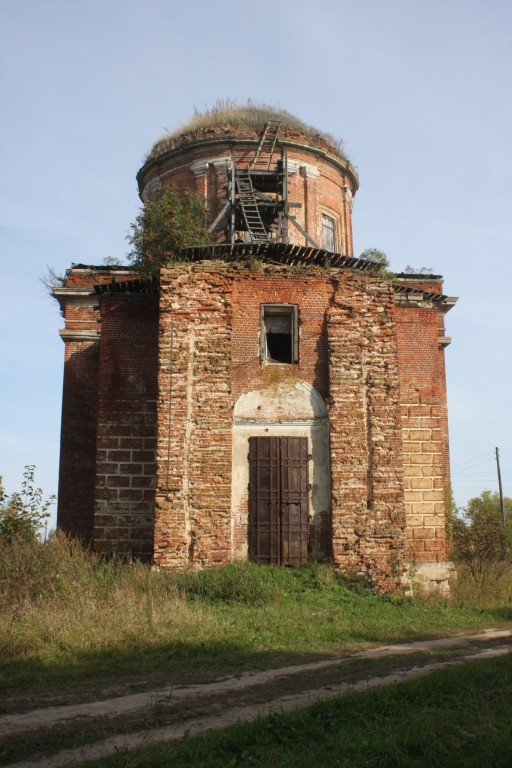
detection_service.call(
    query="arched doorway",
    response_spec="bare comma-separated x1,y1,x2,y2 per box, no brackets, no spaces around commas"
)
231,381,330,563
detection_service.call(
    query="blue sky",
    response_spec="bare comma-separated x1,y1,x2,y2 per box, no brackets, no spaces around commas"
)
1,0,511,526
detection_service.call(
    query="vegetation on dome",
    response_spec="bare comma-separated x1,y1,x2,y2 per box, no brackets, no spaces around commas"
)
145,99,347,163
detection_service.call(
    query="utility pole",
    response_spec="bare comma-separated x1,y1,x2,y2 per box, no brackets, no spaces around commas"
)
495,447,506,529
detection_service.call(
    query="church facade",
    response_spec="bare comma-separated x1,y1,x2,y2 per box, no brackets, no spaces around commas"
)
54,111,456,592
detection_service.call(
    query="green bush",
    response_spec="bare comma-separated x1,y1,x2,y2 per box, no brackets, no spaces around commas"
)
0,466,54,543
453,491,512,583
451,560,512,608
127,185,213,277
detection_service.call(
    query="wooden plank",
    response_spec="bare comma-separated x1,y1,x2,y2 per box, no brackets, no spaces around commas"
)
249,437,280,564
280,437,309,565
250,436,308,566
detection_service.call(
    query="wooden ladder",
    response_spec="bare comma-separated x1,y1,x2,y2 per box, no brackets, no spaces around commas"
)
236,169,268,242
251,119,281,170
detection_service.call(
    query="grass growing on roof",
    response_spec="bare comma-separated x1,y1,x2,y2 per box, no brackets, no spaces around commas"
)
146,99,346,162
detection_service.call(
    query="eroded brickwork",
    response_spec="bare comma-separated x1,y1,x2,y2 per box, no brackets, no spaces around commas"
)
54,121,456,593
229,267,335,561
154,266,233,567
55,259,455,591
327,276,406,590
150,263,411,586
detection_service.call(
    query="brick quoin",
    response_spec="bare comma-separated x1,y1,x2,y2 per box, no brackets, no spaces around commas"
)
394,278,454,567
54,110,457,593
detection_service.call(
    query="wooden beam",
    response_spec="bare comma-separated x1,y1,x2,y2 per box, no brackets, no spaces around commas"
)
285,213,320,249
207,201,230,233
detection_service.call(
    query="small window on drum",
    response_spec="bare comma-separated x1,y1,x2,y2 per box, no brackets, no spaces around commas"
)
322,213,337,252
260,304,299,364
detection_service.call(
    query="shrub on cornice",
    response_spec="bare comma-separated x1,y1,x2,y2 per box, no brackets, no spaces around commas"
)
359,248,389,270
127,185,213,277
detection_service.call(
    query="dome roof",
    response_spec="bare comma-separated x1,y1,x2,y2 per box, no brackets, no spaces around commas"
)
144,102,349,165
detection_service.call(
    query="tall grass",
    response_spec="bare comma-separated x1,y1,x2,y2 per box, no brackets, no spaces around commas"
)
451,559,512,607
147,99,346,162
0,533,202,660
1,534,511,700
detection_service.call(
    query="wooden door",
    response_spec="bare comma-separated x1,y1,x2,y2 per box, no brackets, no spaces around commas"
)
248,436,309,565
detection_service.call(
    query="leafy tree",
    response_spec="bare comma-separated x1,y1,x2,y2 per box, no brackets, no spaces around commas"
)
359,248,396,279
127,185,213,277
0,466,55,542
359,248,390,270
453,490,512,581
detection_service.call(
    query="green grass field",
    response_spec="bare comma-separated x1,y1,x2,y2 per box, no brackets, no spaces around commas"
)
1,534,511,705
79,653,512,768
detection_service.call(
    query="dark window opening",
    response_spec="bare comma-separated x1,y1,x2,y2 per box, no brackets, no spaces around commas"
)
261,305,298,364
266,332,292,363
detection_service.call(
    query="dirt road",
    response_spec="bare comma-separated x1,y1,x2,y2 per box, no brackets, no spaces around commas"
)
1,628,510,768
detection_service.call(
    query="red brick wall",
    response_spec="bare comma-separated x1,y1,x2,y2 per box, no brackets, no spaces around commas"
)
93,295,158,558
57,340,99,543
395,298,450,564
230,266,332,399
154,266,233,567
56,266,138,542
154,263,338,569
229,267,334,560
153,263,409,589
55,260,452,590
137,135,357,254
328,276,406,591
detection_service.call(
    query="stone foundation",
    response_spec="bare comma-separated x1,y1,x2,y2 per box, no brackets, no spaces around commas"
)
411,561,456,596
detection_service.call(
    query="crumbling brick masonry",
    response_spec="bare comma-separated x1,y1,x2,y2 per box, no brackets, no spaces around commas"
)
54,112,457,592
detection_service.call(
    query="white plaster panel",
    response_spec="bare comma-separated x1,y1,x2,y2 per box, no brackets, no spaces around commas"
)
233,381,327,423
286,159,320,178
190,156,233,175
231,382,330,561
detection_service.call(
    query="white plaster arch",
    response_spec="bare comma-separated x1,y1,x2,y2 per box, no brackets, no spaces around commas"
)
233,380,328,424
231,381,330,562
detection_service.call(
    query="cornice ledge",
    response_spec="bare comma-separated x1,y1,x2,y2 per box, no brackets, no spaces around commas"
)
59,329,101,343
437,296,458,314
52,286,98,312
394,291,429,307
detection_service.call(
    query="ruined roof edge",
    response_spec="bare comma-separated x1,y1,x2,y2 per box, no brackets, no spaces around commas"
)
137,135,359,193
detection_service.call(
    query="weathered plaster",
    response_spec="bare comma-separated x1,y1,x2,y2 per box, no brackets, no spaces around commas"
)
232,382,330,560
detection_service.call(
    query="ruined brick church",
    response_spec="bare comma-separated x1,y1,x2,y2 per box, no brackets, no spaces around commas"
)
54,108,457,592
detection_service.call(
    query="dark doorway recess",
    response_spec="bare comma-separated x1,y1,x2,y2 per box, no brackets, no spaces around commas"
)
248,436,309,565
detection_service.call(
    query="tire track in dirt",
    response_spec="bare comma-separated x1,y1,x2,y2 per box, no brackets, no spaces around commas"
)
3,629,511,768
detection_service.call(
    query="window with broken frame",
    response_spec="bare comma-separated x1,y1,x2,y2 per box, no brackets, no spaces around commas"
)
260,304,299,364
